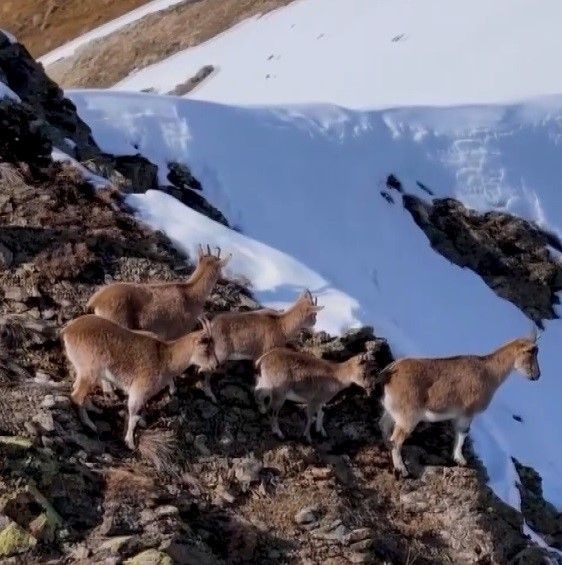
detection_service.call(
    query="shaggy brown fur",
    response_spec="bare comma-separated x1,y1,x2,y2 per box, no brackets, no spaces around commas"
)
203,290,324,402
379,334,541,477
255,347,372,442
61,314,218,449
87,245,230,340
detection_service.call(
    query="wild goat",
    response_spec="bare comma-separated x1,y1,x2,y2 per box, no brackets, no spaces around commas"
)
61,315,218,449
87,245,230,340
378,331,541,477
202,290,324,401
254,347,372,442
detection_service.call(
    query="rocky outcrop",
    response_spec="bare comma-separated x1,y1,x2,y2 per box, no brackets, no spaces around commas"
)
0,31,228,225
0,31,99,161
403,194,562,325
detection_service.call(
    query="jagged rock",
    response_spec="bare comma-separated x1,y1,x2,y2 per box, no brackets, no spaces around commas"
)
114,154,158,192
167,66,215,97
0,32,98,160
403,194,562,323
0,243,13,269
161,184,229,226
167,161,202,191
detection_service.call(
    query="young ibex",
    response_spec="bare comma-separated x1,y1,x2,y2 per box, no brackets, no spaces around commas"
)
254,347,372,442
87,245,231,340
379,331,541,477
202,290,324,401
61,315,218,449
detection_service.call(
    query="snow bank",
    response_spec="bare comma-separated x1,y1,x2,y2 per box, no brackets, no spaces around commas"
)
0,81,20,102
39,0,188,66
1,28,17,44
115,0,562,109
69,89,562,512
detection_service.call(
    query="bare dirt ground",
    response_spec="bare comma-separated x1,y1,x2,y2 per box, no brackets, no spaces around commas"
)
46,0,294,88
0,0,153,57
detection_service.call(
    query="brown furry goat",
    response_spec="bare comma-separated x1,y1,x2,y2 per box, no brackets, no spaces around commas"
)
62,315,218,449
379,331,541,477
202,290,324,401
254,347,372,442
87,245,231,340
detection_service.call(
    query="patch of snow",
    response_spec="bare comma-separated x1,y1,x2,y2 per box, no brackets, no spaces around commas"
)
127,190,360,336
51,148,111,189
116,0,562,109
39,0,188,66
0,81,20,102
70,89,562,514
0,28,17,44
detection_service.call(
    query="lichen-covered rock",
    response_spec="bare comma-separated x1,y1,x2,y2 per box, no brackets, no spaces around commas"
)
0,519,36,557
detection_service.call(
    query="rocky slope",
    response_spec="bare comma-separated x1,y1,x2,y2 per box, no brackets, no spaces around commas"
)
403,193,562,326
44,0,294,88
1,0,152,57
1,159,559,564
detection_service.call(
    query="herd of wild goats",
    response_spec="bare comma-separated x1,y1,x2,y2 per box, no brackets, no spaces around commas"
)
61,245,541,477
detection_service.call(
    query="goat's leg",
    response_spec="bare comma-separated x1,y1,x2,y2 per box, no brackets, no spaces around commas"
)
71,375,97,433
101,379,118,399
124,385,146,450
378,410,394,441
303,403,317,443
168,378,176,396
390,424,412,478
270,393,285,440
315,404,327,438
453,416,471,466
199,372,217,403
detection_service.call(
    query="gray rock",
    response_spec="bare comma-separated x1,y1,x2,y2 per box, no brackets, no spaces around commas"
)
294,505,320,525
232,454,263,487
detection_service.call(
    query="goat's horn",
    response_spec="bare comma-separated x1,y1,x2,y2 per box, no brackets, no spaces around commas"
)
314,296,318,305
206,244,211,255
304,288,313,299
215,246,221,258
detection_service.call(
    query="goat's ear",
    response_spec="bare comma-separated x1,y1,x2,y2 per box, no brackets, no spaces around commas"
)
313,305,325,312
220,253,232,267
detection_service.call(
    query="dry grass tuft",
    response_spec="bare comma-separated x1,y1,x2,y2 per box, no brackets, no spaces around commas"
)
137,428,179,476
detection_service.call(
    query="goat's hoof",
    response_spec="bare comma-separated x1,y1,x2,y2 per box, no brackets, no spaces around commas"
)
393,467,410,479
125,438,135,450
84,421,98,433
273,431,285,440
454,456,468,467
303,435,313,444
319,429,328,439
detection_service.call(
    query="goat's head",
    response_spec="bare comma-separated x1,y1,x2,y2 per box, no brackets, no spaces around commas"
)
196,244,231,276
296,289,324,328
513,327,540,380
347,353,374,392
192,316,219,372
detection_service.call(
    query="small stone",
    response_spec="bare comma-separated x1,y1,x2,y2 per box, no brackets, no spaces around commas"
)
3,287,24,301
295,506,319,525
125,549,173,565
194,434,210,456
41,395,56,409
0,435,33,449
347,552,370,563
41,308,57,320
232,454,263,486
99,535,134,556
347,528,373,543
33,411,55,433
154,505,179,518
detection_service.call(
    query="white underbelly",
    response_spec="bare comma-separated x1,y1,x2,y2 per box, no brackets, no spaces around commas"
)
286,390,308,404
423,410,459,423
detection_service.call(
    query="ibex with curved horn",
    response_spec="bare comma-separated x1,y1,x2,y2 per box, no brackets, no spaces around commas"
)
378,328,541,477
87,244,231,341
200,290,324,401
